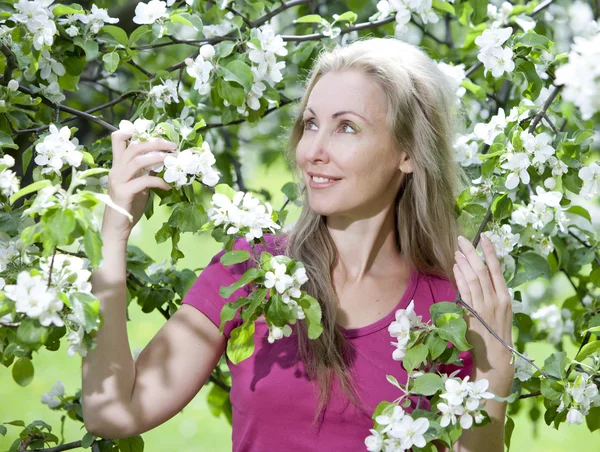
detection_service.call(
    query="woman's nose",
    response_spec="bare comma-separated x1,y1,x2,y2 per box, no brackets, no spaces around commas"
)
305,131,331,163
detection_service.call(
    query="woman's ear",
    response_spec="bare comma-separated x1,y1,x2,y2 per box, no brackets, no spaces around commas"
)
398,152,414,174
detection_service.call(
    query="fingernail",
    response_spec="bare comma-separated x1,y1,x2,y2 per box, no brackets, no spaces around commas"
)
458,235,467,244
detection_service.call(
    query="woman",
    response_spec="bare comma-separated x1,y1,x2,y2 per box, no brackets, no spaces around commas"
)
82,37,514,451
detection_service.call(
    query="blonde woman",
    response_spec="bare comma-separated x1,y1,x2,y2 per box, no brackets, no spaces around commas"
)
82,37,514,451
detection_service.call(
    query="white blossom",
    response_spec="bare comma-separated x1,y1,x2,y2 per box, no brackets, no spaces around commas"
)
34,124,83,175
40,380,64,408
159,142,219,188
148,78,180,108
185,54,214,95
207,190,281,242
118,118,154,143
554,33,600,120
7,79,19,91
133,0,168,25
501,152,531,190
578,162,600,200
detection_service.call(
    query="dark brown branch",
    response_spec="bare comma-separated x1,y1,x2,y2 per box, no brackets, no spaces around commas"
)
1,44,17,85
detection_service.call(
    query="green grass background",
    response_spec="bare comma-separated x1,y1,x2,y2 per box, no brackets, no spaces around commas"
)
1,158,597,451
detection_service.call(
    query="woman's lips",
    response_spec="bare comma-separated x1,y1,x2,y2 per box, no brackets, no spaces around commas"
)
309,175,342,188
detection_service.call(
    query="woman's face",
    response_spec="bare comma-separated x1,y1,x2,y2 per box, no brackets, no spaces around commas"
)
296,70,413,219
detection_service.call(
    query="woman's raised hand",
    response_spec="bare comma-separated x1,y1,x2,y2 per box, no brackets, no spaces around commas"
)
103,131,177,243
453,234,514,383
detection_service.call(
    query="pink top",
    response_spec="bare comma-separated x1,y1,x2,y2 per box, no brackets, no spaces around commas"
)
181,234,473,451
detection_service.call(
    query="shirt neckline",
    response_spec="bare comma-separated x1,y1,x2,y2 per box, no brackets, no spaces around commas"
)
338,267,420,339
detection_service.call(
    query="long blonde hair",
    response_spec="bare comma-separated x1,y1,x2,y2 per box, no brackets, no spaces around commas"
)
281,36,470,424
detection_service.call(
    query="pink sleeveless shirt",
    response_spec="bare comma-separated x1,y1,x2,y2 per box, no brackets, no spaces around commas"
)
181,234,473,451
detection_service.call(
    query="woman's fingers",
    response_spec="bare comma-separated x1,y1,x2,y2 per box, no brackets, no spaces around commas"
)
123,138,177,166
455,236,488,308
479,235,512,306
453,262,472,306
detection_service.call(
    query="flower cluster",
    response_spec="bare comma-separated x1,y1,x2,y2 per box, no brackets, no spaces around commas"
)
437,376,495,429
438,62,467,105
264,257,308,334
365,405,430,452
481,225,520,275
510,186,569,256
475,27,515,78
207,190,281,242
148,78,180,109
388,300,422,361
370,0,439,38
530,304,574,345
12,0,57,50
34,124,84,176
185,44,216,95
3,270,63,327
554,31,600,120
57,4,119,38
558,372,600,424
244,24,288,114
40,380,64,409
0,155,20,200
38,254,92,296
117,118,220,187
453,133,481,167
473,106,519,145
161,143,219,188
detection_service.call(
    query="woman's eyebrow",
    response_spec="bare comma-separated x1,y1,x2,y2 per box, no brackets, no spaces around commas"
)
305,107,370,124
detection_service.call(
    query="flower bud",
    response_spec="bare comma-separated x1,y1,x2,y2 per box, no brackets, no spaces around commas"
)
7,79,19,91
200,44,215,59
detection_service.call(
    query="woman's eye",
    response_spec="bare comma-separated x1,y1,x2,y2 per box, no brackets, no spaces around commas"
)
302,120,355,133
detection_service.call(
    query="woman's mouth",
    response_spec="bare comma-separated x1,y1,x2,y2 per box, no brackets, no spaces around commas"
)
309,175,342,188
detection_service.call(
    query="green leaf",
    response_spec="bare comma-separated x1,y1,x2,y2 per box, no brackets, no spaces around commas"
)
412,373,444,396
576,340,600,362
100,25,128,46
430,302,462,323
116,435,144,452
299,293,323,339
586,406,600,432
281,182,299,202
102,52,120,74
402,343,428,373
0,131,18,150
12,357,34,387
219,268,260,299
505,416,515,452
52,4,83,16
215,183,237,198
469,0,488,25
433,0,455,14
81,432,97,448
508,252,552,288
83,228,103,269
543,351,568,380
566,205,591,222
170,13,194,27
221,250,251,266
9,179,53,205
222,61,253,92
294,14,323,24
517,31,552,51
219,297,247,334
426,333,448,360
227,321,256,364
386,374,403,389
492,193,513,220
0,425,6,436
129,25,152,46
16,319,49,345
435,313,472,351
334,11,358,23
73,37,99,61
